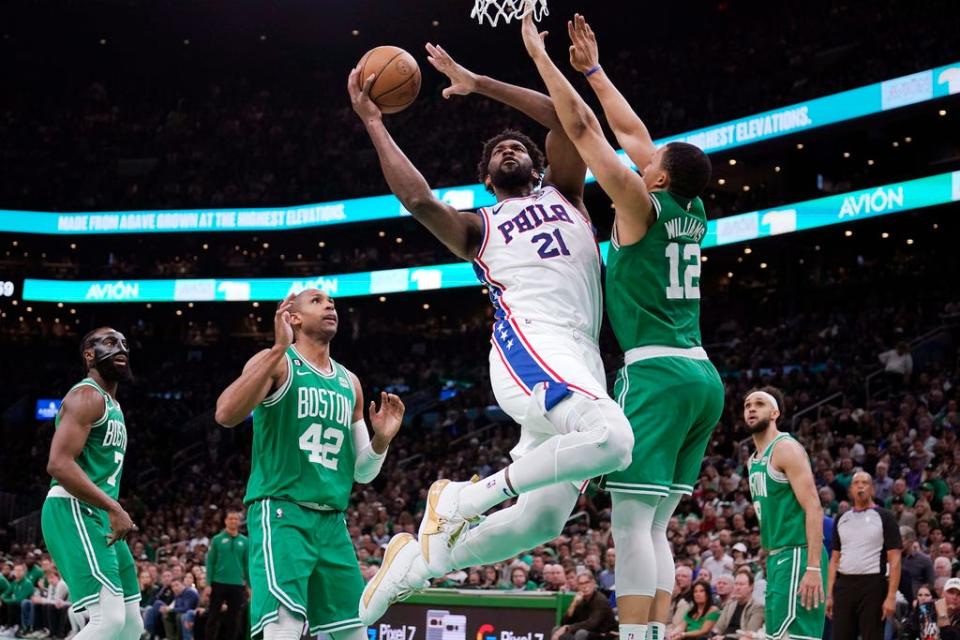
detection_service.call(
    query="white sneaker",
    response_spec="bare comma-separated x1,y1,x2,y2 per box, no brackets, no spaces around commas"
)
418,477,481,577
359,533,428,625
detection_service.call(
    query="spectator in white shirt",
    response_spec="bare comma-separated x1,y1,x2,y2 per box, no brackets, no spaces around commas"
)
879,342,913,389
702,540,734,584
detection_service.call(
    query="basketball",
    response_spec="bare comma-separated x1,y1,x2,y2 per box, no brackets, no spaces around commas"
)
357,45,422,114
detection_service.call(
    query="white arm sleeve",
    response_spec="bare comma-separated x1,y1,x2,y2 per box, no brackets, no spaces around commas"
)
352,419,387,483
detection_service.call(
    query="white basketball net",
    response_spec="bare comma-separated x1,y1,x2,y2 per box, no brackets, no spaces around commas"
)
470,0,548,27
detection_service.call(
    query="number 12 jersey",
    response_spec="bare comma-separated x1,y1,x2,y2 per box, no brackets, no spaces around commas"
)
606,190,708,351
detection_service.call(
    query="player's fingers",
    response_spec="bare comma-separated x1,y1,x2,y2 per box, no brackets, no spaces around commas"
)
539,30,549,43
369,400,377,414
347,66,360,94
361,73,376,95
441,87,453,99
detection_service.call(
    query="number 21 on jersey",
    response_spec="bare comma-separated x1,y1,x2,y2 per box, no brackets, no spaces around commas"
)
665,242,701,300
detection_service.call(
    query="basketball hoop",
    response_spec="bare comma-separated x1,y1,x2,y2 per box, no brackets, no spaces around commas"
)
470,0,548,27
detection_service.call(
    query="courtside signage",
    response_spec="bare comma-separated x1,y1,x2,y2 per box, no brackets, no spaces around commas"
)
22,172,958,303
3,62,958,235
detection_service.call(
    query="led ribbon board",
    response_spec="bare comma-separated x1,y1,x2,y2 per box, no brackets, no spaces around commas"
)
21,171,960,303
3,62,958,235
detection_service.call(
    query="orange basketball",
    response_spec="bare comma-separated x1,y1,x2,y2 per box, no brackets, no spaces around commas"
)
357,45,421,114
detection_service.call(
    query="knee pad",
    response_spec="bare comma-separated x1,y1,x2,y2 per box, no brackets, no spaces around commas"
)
264,606,305,640
120,602,145,640
90,598,126,637
552,395,634,470
652,493,681,593
591,397,634,469
611,493,658,597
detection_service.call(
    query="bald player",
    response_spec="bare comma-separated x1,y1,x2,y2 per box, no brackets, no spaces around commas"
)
215,290,405,640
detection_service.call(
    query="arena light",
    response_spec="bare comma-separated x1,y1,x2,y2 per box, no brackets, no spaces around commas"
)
3,61,959,236
21,171,960,303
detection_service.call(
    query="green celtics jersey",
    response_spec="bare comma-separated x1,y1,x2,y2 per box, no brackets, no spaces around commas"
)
50,378,128,501
606,190,707,351
749,434,807,550
244,346,357,510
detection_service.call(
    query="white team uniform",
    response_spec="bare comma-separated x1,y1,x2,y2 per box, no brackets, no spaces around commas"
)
472,186,608,459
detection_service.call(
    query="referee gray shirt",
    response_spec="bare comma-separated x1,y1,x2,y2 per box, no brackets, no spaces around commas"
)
832,505,901,574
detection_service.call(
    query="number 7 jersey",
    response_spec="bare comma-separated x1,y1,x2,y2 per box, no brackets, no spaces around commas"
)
244,346,357,510
606,190,708,351
473,186,604,339
50,378,128,501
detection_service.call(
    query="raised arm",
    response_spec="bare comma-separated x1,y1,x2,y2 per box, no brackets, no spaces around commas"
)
568,14,657,169
425,44,587,208
776,439,826,612
521,12,652,232
347,371,404,483
348,66,482,261
47,386,136,544
214,295,292,427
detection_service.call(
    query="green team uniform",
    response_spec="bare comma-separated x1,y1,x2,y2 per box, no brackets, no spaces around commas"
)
604,191,724,496
749,434,827,640
40,378,139,612
206,530,249,586
245,346,364,638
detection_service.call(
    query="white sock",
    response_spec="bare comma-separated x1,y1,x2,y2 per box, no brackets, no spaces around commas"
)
460,395,632,516
264,606,305,640
621,624,647,640
647,623,666,640
458,469,515,518
74,587,126,639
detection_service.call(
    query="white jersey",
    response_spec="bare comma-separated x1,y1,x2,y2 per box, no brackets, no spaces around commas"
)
473,186,603,339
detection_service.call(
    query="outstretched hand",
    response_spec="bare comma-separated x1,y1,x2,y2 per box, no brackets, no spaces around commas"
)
348,65,382,121
369,392,405,444
521,6,549,60
273,294,295,350
567,13,599,73
425,43,478,98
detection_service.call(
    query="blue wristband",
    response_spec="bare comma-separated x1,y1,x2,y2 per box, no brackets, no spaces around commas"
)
585,65,602,78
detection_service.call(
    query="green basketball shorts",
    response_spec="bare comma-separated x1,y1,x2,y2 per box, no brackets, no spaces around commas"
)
247,498,364,638
40,494,140,612
604,352,724,496
764,546,828,640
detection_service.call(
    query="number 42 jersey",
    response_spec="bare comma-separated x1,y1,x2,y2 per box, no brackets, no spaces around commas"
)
473,186,604,339
244,346,357,510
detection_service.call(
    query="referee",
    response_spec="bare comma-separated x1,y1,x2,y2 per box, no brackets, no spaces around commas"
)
827,471,902,640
